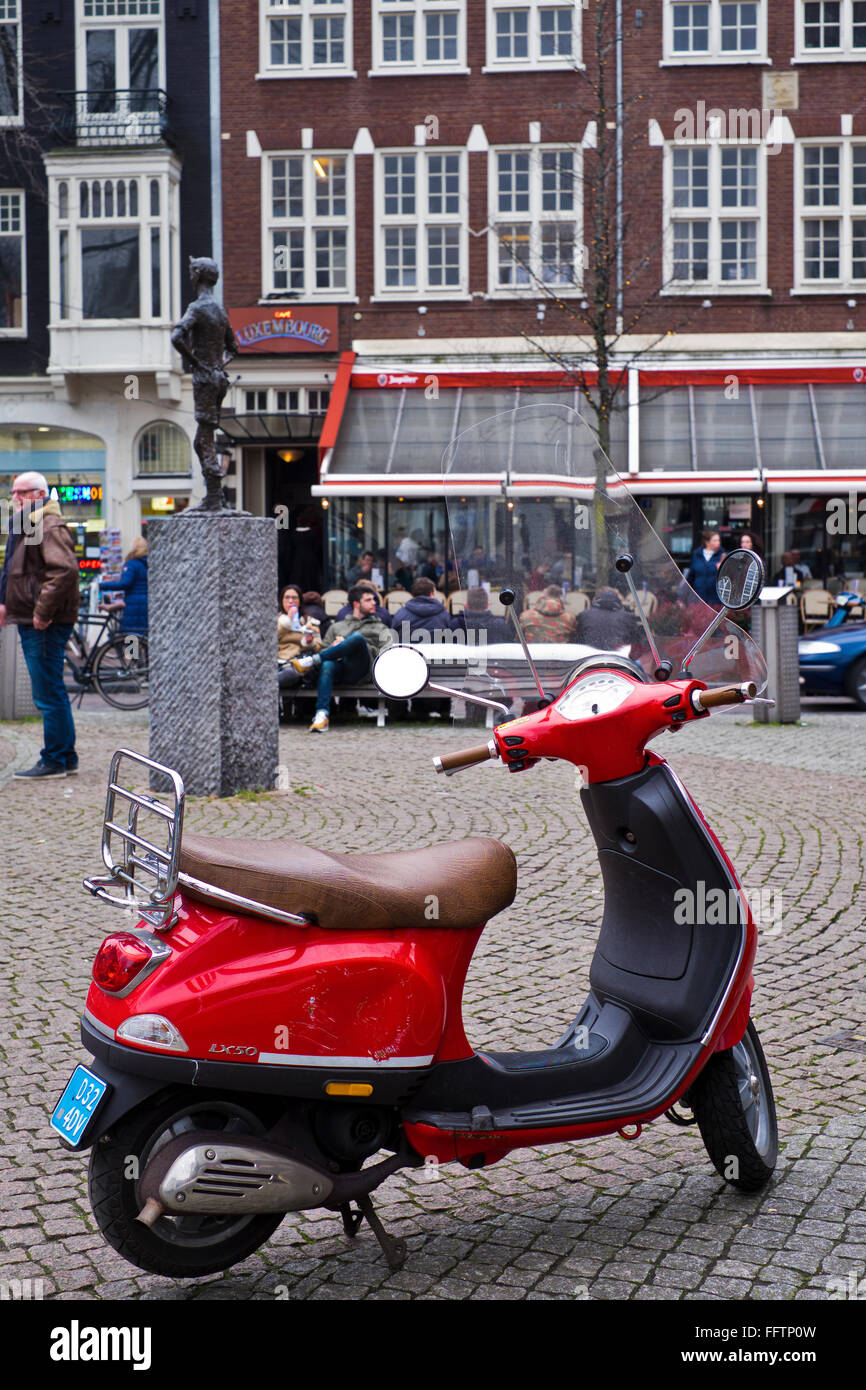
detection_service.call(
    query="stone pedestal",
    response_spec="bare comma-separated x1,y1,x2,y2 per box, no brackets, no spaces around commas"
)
148,515,278,796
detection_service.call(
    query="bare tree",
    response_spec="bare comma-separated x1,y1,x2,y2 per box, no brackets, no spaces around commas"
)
496,0,696,468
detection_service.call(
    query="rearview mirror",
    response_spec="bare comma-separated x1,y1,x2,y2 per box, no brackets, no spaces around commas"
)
716,550,764,611
372,644,430,699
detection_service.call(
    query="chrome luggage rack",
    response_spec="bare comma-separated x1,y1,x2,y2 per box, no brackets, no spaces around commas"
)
84,748,313,931
84,749,186,930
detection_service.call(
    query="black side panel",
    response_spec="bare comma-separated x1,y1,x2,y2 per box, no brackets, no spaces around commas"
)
582,762,742,1042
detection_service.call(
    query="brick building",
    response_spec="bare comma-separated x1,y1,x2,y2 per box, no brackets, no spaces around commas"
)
214,0,866,598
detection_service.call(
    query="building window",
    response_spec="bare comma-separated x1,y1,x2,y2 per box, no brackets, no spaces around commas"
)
485,1,582,70
0,188,24,331
372,0,465,71
136,421,191,476
275,388,300,411
260,0,352,76
376,149,466,296
489,146,581,293
49,161,178,323
266,152,352,297
309,389,330,413
664,143,765,291
77,0,163,123
663,1,767,62
0,0,22,125
797,0,866,56
796,142,866,287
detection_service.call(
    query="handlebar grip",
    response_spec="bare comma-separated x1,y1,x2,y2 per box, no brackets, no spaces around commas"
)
433,741,498,776
692,681,758,712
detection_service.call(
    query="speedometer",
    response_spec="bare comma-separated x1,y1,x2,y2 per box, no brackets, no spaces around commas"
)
555,672,635,721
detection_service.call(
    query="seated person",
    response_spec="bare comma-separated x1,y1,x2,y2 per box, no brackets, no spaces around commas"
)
518,585,577,644
451,586,512,644
392,577,452,642
347,550,375,585
278,584,322,692
301,590,330,638
335,578,391,628
576,587,639,651
292,585,394,732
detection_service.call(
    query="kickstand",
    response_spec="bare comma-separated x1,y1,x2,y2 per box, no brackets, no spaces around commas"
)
340,1196,407,1271
339,1203,364,1239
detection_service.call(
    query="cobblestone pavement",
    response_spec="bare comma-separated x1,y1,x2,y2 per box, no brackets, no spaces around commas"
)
1,703,864,1302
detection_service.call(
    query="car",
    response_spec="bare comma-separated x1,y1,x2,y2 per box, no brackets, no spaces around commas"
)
799,618,866,709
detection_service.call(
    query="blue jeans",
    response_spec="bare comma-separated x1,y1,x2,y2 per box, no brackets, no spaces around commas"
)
315,632,370,714
18,623,77,769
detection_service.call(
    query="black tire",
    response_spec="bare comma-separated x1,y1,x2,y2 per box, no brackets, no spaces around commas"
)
88,1091,284,1278
93,634,149,709
689,1020,777,1192
846,656,866,710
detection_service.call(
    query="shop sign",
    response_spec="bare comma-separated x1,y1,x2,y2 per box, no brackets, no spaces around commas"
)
60,484,102,504
228,306,339,354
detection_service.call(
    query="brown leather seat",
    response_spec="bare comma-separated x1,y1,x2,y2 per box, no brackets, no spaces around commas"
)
179,834,517,931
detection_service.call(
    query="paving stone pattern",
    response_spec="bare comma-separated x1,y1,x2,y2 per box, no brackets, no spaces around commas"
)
1,707,864,1301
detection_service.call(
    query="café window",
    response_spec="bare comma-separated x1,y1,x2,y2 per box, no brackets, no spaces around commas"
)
136,420,191,476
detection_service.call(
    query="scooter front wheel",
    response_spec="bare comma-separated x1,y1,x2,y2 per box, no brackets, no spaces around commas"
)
88,1090,284,1278
689,1020,778,1192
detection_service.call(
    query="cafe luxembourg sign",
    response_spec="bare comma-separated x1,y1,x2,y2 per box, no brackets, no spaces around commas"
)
228,305,338,354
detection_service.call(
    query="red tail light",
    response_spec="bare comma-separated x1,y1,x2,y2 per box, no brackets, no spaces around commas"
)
93,934,153,994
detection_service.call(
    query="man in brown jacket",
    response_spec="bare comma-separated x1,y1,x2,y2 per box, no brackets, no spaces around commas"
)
0,472,80,778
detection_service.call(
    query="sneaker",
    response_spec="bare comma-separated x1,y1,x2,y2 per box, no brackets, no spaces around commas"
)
292,654,319,675
308,711,329,733
13,761,67,780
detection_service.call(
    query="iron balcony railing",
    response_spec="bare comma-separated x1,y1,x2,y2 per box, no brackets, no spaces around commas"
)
56,90,175,148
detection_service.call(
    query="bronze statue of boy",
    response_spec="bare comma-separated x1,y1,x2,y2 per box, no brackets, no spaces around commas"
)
171,257,240,512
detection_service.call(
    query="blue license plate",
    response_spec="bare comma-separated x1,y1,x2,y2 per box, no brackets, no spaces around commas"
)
51,1065,109,1148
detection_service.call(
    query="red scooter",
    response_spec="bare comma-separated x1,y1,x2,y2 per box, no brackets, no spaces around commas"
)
52,407,778,1277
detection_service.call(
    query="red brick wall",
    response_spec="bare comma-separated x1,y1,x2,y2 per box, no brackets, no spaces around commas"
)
218,2,866,350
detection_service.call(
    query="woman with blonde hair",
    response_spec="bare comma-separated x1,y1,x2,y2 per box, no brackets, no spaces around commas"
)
100,536,148,633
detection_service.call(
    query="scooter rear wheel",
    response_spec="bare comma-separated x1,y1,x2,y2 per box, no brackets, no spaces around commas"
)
88,1090,284,1278
689,1020,777,1192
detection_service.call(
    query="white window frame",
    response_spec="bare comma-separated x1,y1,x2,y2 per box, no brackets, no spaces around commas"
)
374,147,468,299
794,0,866,61
76,0,166,99
793,139,866,292
47,155,180,326
263,151,355,300
661,0,769,65
258,0,355,79
484,1,584,72
662,140,768,294
232,382,332,414
0,187,25,335
370,1,468,75
0,1,23,128
488,144,583,297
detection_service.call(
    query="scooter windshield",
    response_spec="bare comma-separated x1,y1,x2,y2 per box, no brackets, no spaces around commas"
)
432,404,767,708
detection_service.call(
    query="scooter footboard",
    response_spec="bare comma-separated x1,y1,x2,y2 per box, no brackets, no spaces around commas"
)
582,761,751,1043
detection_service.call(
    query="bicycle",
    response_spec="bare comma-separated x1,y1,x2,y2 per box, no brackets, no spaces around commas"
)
64,610,149,710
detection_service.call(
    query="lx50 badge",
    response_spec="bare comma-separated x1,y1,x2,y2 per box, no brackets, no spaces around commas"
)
208,1043,257,1056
